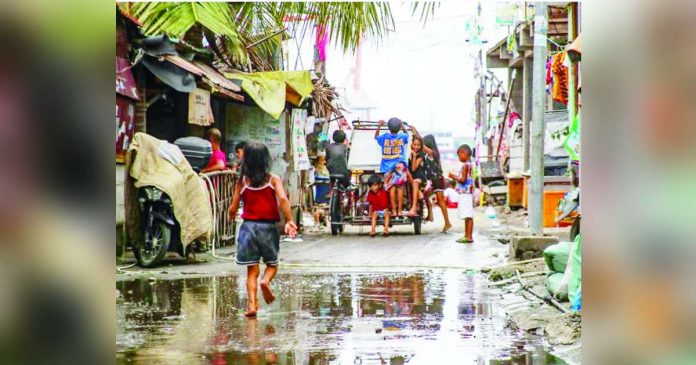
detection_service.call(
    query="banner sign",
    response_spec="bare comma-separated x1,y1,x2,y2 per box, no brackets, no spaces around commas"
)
188,88,214,126
291,109,311,171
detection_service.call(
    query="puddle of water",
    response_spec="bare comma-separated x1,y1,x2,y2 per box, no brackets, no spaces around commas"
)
116,271,567,365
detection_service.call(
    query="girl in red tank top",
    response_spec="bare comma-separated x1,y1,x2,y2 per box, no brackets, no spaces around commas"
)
240,176,280,222
228,143,297,317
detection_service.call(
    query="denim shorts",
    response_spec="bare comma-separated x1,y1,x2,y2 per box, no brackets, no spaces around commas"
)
236,220,280,266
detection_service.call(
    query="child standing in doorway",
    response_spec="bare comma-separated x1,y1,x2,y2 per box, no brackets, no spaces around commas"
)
449,144,475,243
366,175,391,237
228,142,297,317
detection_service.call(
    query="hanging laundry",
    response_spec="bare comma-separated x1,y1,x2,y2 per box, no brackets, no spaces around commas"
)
551,52,569,105
508,111,521,128
546,57,553,95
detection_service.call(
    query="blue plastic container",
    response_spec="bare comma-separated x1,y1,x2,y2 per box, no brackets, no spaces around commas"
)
314,176,330,204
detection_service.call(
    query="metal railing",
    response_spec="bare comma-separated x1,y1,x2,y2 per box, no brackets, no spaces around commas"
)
200,170,237,249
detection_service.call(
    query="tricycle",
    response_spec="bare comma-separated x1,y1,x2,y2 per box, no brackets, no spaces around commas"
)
327,120,427,235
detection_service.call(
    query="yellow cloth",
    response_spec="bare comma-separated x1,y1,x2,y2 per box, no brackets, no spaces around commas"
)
224,70,313,120
125,133,212,248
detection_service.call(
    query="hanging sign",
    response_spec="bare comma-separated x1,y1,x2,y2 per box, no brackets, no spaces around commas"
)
188,88,214,126
292,109,311,171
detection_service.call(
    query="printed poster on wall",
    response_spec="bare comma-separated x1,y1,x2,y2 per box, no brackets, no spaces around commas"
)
292,108,311,171
188,88,214,126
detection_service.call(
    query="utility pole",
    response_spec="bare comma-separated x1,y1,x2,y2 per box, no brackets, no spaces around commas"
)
529,2,547,235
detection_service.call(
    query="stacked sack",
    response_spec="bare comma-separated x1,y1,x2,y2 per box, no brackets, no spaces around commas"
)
543,235,581,310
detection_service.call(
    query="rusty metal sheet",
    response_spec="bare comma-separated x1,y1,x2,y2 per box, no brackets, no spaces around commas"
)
163,55,205,76
194,61,242,92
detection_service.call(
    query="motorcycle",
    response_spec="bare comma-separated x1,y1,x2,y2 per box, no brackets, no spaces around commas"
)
128,134,213,267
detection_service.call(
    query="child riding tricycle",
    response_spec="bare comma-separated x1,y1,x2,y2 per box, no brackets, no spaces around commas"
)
327,118,427,235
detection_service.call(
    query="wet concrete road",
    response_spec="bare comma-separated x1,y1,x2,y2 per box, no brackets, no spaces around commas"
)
117,208,510,280
117,208,569,364
117,271,566,365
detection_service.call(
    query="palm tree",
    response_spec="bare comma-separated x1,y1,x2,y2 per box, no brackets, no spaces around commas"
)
120,2,438,71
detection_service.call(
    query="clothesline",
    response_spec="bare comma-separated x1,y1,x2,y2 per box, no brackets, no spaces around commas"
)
546,37,567,50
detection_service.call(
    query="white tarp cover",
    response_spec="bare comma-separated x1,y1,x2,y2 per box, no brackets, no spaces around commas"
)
348,129,411,172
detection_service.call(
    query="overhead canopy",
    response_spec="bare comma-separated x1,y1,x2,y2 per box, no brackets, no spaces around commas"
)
139,35,244,100
142,55,196,92
224,71,313,120
163,55,244,101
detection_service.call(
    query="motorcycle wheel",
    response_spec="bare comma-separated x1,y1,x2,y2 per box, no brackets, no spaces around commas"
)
413,216,422,235
134,222,171,267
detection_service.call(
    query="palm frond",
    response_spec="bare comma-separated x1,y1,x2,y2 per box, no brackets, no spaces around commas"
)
277,2,395,51
130,2,241,44
411,2,440,24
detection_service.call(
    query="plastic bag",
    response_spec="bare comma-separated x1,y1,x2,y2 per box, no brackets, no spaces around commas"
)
485,206,497,219
567,234,582,304
571,288,582,311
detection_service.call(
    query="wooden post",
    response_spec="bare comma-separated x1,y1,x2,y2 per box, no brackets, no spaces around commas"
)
522,55,533,171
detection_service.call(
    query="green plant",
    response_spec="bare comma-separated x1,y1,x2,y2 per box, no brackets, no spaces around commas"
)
121,2,437,71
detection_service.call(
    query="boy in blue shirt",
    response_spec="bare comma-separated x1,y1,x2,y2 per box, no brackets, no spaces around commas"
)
375,118,410,215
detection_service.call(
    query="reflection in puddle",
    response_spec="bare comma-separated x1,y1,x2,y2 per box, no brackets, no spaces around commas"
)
116,271,566,365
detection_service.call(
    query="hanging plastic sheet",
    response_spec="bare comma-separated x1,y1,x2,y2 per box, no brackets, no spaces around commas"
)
225,70,313,120
142,55,196,93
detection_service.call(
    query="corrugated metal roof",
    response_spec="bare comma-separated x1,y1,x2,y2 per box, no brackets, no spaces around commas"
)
163,55,243,99
194,62,241,92
163,55,204,77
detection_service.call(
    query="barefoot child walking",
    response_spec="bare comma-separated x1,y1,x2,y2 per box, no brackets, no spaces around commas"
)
228,142,297,317
449,144,475,243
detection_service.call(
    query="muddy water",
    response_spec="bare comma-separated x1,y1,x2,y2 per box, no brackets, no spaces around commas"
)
116,271,566,365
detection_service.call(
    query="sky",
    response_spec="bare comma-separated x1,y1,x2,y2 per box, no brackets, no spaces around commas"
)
286,2,510,137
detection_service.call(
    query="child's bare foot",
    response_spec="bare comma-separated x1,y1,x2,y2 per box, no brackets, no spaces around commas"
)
391,210,398,216
406,209,418,217
442,223,452,233
244,307,257,317
382,231,390,237
369,231,376,237
260,281,276,304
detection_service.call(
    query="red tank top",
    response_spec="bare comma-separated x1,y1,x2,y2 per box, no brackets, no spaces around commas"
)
240,176,280,222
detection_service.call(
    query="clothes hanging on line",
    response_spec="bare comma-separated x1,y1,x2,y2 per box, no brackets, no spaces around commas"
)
550,52,569,105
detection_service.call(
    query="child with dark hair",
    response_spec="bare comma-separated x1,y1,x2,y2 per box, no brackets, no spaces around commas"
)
422,134,452,232
449,144,475,243
228,142,297,317
230,140,247,172
406,131,429,217
366,175,391,237
375,118,410,215
326,129,351,187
